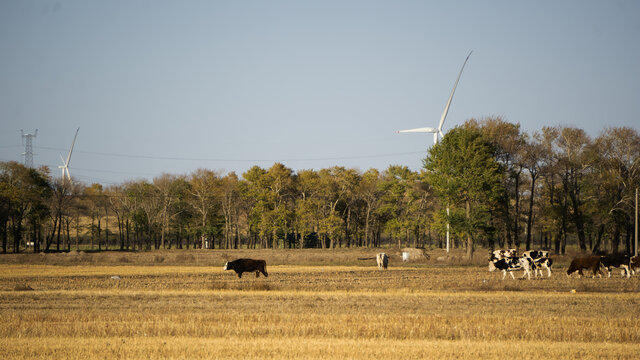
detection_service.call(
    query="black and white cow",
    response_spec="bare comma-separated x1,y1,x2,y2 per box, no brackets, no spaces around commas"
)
489,256,534,280
490,249,518,262
522,250,553,277
599,254,631,278
376,253,389,270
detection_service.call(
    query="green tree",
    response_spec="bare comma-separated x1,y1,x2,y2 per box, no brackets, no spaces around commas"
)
424,126,505,259
593,127,640,254
188,169,219,249
0,162,52,253
294,169,321,248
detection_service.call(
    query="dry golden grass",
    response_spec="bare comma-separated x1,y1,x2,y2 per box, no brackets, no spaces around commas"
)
2,337,640,360
1,249,639,359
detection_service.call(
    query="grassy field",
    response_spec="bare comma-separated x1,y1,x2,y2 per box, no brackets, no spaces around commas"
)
1,248,639,359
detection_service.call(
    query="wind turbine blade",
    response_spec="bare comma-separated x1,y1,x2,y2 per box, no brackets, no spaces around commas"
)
397,127,438,133
438,51,472,132
65,127,79,165
59,154,67,165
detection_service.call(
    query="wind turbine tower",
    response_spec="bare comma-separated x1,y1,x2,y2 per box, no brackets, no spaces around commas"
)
21,129,38,168
59,128,79,182
398,52,473,253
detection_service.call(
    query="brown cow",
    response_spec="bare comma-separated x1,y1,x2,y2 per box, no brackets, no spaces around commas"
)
566,255,603,278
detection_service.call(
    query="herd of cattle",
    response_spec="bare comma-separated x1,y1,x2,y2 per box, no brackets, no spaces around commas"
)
489,249,640,279
222,251,640,280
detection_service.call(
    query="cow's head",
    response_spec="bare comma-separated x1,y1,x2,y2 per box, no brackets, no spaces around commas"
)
223,262,229,271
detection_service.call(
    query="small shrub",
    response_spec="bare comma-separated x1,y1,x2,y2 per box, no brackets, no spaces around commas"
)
154,255,165,263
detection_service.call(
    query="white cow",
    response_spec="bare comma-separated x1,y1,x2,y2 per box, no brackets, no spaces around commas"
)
376,253,389,270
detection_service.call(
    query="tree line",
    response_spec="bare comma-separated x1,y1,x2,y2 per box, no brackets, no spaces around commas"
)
1,117,638,257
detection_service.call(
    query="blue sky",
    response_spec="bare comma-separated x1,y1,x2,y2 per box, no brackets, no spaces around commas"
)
1,0,639,185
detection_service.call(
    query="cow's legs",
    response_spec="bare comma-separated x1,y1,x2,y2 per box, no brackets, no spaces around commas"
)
255,271,260,278
509,271,516,280
622,265,630,278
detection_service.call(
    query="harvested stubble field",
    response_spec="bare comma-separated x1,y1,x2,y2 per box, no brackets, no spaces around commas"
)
1,248,639,359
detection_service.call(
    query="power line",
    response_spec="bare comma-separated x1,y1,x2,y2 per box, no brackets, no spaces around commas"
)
33,145,426,162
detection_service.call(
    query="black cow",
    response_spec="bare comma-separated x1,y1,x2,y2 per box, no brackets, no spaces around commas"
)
223,259,268,278
600,254,631,278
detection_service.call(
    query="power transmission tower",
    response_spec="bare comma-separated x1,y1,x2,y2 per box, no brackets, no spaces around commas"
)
21,129,38,168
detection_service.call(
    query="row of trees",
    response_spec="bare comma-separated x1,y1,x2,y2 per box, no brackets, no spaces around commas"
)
1,117,639,258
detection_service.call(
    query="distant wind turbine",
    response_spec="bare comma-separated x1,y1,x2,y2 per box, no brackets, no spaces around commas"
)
398,51,473,145
398,52,473,254
58,127,79,182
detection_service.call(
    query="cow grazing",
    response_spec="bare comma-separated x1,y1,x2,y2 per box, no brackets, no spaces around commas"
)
376,253,389,270
599,254,631,278
223,259,268,278
489,256,534,280
566,256,603,278
522,250,553,277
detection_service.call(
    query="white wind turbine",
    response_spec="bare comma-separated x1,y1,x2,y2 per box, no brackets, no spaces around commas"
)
397,51,473,145
398,52,472,253
59,127,79,182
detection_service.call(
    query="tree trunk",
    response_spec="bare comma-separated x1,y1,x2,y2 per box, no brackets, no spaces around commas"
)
592,223,605,253
90,215,95,250
466,200,474,260
568,177,587,251
2,219,7,253
56,211,62,251
105,209,109,250
98,217,102,251
514,170,521,248
75,215,80,250
612,224,620,254
525,173,536,250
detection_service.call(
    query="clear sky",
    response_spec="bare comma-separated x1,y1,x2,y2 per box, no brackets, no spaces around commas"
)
1,0,639,185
